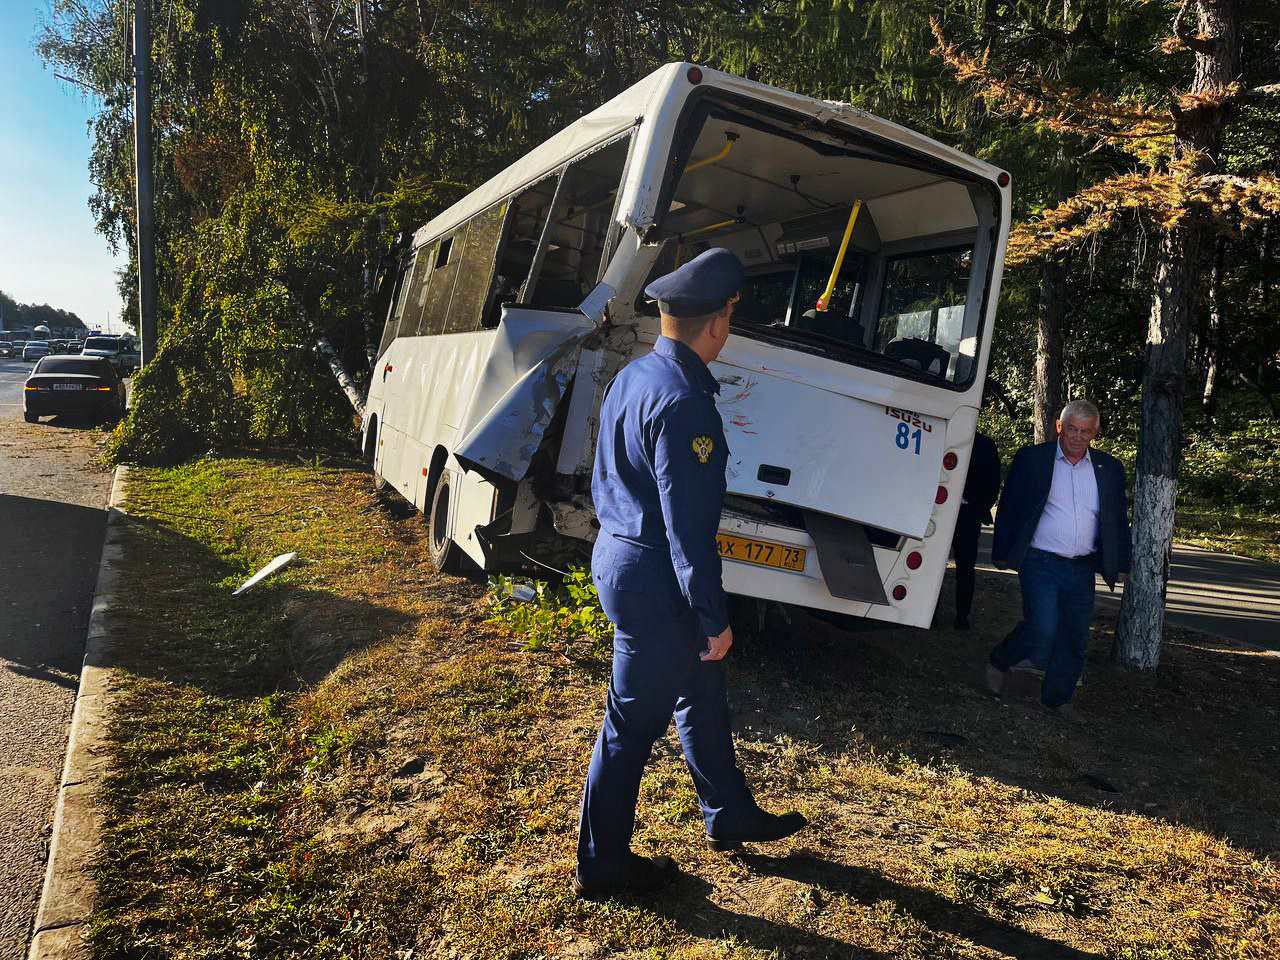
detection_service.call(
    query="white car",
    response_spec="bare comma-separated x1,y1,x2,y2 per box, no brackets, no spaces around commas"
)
81,335,135,373
22,342,51,362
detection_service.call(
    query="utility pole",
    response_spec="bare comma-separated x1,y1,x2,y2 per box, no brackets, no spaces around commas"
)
132,0,157,366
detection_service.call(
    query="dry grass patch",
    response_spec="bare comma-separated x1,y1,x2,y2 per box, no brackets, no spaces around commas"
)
92,451,1280,959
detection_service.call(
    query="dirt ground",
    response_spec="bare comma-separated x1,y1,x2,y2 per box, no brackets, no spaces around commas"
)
90,455,1280,959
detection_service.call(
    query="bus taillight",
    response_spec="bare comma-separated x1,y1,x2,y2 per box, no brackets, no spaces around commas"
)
906,551,922,570
892,584,907,601
943,451,958,470
935,486,948,504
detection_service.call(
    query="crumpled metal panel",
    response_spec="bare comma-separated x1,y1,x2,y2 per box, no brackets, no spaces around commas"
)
453,307,596,484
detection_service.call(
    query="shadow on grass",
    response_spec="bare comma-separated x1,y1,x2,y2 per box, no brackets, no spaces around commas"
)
727,567,1280,859
737,851,1100,959
642,852,1102,958
99,511,418,696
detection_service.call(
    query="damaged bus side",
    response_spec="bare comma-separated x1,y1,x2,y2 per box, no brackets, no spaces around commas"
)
362,62,1011,629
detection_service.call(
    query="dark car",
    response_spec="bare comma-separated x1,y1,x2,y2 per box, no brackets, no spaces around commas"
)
0,341,14,358
23,355,126,424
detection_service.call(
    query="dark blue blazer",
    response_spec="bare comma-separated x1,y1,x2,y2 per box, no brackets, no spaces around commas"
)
991,441,1131,589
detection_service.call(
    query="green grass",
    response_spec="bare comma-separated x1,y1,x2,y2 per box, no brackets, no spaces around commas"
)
92,451,1280,958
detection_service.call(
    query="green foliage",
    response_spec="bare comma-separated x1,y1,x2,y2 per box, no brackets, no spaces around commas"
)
35,0,1280,487
485,567,612,651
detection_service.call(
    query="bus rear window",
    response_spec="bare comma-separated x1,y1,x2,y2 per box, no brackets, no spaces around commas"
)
651,93,995,389
876,247,973,381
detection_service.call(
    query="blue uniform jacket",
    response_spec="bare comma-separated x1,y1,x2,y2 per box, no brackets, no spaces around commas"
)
991,441,1131,589
591,336,729,637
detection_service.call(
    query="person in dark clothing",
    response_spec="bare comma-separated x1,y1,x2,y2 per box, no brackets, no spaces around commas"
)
576,248,805,901
952,431,1001,629
984,400,1130,717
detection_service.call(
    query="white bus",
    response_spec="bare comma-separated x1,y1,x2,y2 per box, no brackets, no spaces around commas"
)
363,62,1010,629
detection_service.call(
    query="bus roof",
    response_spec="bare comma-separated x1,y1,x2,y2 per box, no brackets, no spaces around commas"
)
412,66,672,249
413,63,1007,250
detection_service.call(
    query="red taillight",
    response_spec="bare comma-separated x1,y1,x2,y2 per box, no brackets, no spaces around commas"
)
892,584,907,601
422,467,428,476
906,551,922,570
687,66,703,84
24,385,39,391
998,171,1010,187
943,451,958,471
935,486,948,504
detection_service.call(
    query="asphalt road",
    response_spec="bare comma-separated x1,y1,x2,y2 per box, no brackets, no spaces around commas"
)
977,529,1280,652
0,356,113,959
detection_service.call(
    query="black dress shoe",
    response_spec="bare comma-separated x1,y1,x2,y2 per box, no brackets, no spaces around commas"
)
573,853,678,900
707,810,807,851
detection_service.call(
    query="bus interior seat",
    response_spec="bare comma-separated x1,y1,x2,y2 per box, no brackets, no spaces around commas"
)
885,337,949,376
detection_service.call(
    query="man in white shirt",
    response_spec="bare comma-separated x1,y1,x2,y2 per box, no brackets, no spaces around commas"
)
985,400,1131,716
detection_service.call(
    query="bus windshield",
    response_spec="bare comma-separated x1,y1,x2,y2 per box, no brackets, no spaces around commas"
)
649,94,997,388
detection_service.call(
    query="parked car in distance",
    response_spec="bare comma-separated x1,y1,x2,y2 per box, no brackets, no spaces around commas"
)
81,335,130,373
0,341,14,358
23,355,126,423
22,342,51,362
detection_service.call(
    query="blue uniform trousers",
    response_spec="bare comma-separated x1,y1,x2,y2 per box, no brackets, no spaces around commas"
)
577,580,752,883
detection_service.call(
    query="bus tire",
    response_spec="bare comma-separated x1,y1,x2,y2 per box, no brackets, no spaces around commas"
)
427,471,462,574
365,417,387,492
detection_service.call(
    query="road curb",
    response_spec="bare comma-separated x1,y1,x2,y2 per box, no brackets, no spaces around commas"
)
27,465,130,960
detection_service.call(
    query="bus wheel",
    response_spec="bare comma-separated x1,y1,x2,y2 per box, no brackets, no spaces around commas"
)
428,472,462,574
365,419,387,492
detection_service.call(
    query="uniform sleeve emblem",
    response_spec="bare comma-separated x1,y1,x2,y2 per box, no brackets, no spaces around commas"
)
691,434,714,465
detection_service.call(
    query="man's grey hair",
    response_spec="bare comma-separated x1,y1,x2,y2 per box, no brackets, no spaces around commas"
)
1059,399,1100,424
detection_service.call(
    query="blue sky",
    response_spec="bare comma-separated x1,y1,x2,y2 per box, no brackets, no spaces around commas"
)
0,2,128,334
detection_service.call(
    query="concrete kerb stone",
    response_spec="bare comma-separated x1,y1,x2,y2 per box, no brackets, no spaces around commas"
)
27,465,130,960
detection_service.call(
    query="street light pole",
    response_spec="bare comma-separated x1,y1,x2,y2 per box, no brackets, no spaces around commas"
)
132,0,157,367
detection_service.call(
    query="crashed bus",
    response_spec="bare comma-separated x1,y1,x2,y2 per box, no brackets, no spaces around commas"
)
362,62,1011,629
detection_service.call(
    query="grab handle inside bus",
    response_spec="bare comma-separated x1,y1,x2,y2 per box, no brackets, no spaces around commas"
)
685,132,738,173
816,200,863,311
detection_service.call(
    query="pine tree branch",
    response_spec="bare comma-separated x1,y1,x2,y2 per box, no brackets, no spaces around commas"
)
931,20,1174,148
1008,171,1280,264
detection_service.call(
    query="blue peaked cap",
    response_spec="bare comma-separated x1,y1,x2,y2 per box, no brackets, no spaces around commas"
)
644,247,746,318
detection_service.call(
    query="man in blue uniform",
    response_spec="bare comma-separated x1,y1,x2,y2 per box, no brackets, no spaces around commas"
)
575,248,806,900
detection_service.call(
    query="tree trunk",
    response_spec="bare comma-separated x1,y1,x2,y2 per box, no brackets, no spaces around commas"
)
1201,238,1224,413
1034,257,1066,443
1114,0,1238,670
315,336,366,417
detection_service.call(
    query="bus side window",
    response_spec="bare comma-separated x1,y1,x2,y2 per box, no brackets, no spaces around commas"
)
418,235,460,336
496,175,561,310
377,250,417,355
444,201,510,334
510,135,631,311
396,243,434,337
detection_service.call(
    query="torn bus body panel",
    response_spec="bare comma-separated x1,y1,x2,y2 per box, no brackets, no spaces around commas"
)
452,307,598,485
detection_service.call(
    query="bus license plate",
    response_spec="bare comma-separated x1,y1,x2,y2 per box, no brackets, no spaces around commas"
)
717,534,806,572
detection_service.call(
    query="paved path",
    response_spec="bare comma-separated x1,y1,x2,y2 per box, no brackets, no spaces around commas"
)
977,529,1280,652
0,357,112,959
